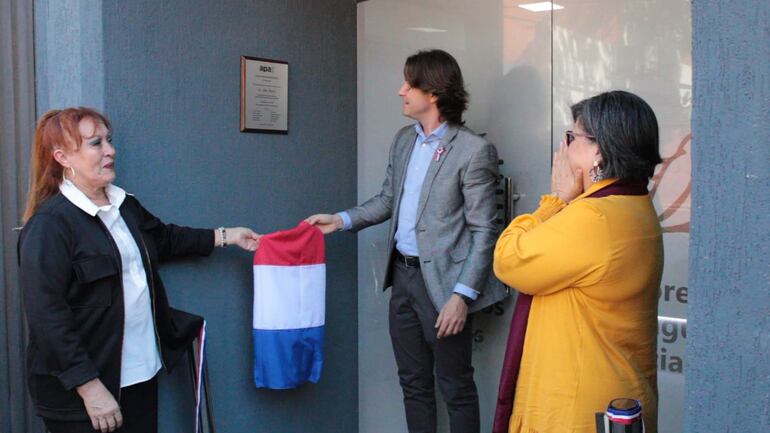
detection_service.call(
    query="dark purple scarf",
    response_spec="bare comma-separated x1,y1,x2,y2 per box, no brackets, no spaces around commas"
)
491,180,647,433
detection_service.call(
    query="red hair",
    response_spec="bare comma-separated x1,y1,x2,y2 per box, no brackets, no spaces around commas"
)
23,107,112,223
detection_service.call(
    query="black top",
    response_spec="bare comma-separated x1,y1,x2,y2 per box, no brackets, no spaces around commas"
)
18,192,214,421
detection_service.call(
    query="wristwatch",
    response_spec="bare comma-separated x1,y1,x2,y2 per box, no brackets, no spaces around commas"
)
457,293,474,306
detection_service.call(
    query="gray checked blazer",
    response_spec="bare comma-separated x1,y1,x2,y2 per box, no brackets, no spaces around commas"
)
346,123,508,313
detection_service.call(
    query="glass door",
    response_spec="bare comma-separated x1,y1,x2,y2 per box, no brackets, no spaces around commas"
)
357,2,690,431
551,3,691,432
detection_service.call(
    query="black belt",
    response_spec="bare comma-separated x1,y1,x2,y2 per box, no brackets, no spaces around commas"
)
394,250,420,267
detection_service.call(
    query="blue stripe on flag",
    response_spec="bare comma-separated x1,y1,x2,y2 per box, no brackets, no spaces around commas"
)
253,326,324,389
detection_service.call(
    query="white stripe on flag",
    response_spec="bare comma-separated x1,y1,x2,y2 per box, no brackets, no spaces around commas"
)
253,264,325,330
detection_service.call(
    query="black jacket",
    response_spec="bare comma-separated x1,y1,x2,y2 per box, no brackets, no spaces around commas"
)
18,192,214,420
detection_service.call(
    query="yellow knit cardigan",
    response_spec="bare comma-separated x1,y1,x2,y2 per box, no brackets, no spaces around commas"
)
494,178,663,433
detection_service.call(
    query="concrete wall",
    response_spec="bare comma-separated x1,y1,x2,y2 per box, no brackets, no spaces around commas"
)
1,0,39,431
34,0,105,111
686,1,770,431
35,1,358,432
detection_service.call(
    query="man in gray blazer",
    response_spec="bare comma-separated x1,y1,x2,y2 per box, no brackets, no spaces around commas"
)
307,49,507,433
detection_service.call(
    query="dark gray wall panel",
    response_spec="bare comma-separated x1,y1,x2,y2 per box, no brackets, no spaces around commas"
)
100,1,357,432
686,1,770,431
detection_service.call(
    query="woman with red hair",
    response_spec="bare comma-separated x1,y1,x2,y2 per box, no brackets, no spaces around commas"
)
19,107,260,433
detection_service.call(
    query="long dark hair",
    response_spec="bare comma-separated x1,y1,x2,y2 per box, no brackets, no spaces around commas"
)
403,49,468,125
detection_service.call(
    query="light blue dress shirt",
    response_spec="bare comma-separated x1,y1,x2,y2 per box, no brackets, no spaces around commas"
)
338,122,479,301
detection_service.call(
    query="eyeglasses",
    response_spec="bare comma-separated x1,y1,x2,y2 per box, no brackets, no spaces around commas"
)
565,130,595,146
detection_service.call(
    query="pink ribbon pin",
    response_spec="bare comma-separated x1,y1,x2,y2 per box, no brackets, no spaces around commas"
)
434,146,446,161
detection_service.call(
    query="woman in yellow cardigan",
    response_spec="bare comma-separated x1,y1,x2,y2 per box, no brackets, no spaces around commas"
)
494,91,663,433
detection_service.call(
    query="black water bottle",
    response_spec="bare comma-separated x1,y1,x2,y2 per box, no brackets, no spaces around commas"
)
594,398,644,433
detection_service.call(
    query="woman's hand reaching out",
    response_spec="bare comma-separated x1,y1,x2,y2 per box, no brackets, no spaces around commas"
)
551,141,584,203
219,227,262,251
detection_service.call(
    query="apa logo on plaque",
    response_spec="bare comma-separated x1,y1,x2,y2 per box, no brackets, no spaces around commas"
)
240,56,289,133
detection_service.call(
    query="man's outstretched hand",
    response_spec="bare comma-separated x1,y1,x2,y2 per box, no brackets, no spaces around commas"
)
305,214,343,235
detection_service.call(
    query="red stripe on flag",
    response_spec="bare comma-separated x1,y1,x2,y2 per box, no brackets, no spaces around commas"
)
254,221,325,266
607,414,641,425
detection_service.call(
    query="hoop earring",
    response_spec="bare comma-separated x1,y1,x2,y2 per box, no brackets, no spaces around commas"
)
62,166,76,183
589,159,605,183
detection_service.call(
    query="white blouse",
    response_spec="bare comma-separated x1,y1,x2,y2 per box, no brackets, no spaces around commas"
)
60,180,161,387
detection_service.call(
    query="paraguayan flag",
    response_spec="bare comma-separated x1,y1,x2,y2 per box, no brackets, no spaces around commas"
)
252,221,325,389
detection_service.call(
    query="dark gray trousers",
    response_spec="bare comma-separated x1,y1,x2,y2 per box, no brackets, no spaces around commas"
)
389,259,480,433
